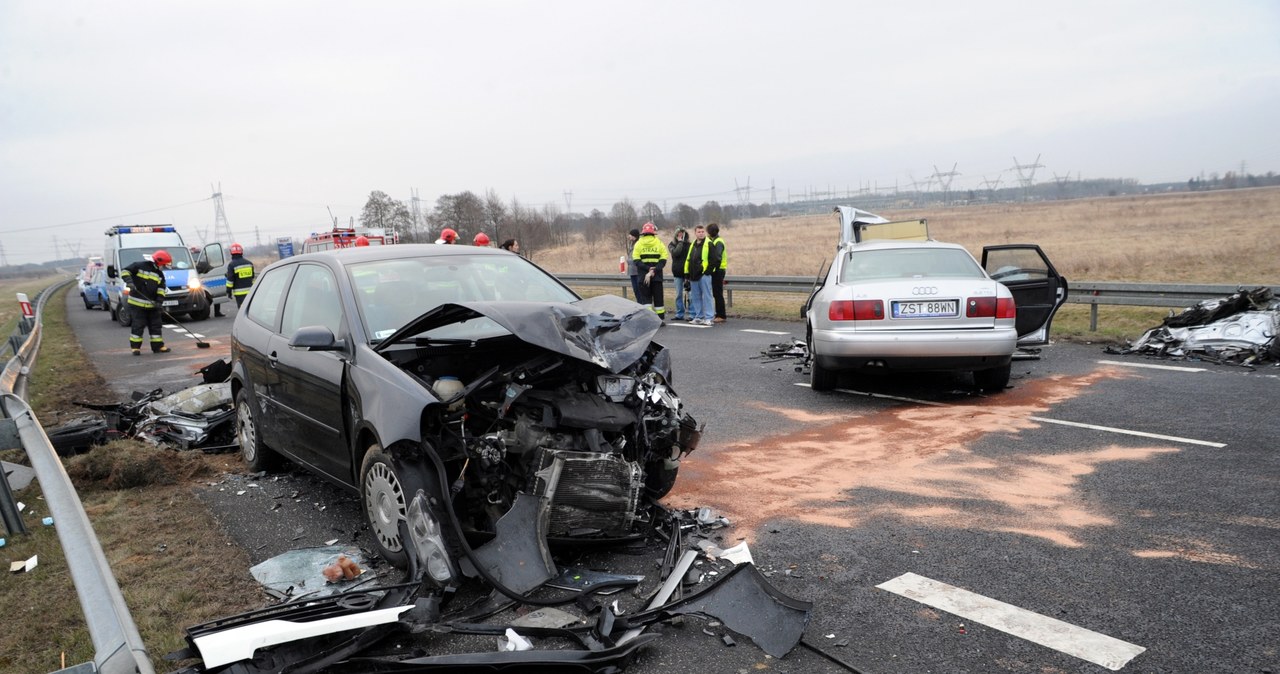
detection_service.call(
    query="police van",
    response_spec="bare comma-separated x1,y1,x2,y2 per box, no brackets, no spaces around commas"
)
103,225,231,325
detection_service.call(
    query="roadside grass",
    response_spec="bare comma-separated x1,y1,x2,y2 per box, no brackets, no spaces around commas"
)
0,274,62,341
0,285,263,672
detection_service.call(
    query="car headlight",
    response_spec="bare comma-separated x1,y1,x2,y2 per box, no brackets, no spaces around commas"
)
597,375,636,402
407,492,454,585
188,277,202,290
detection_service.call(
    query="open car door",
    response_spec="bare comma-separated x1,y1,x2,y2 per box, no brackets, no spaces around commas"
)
982,244,1069,346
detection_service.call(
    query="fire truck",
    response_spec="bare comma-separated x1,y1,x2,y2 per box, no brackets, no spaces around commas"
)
301,226,399,253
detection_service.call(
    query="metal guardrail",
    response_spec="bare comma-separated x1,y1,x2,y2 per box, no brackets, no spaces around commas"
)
555,273,1279,331
1,279,154,674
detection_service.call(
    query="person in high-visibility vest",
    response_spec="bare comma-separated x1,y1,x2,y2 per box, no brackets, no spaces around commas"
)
122,250,172,354
226,243,256,308
707,223,728,323
631,222,669,320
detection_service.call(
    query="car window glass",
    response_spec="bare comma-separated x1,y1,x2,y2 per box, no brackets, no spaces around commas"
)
841,248,985,282
985,248,1050,281
281,264,344,337
245,266,294,330
349,253,578,341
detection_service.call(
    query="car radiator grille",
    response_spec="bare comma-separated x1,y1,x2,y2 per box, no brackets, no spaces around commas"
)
532,450,642,537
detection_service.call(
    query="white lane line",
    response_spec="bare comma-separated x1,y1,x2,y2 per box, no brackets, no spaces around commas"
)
741,328,791,335
1098,360,1206,372
1026,416,1225,448
793,383,1224,447
877,572,1145,671
666,322,711,329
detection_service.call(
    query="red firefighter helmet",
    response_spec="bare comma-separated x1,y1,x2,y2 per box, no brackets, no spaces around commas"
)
152,250,172,267
473,232,491,246
641,222,657,235
354,236,370,247
441,228,458,243
229,243,244,255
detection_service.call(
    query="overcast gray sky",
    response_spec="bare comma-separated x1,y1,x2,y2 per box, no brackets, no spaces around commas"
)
2,1,1277,264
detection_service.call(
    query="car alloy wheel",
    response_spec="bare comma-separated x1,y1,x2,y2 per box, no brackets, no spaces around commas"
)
361,445,409,567
235,389,274,471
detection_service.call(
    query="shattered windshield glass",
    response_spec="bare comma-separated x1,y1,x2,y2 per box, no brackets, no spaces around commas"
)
348,254,579,343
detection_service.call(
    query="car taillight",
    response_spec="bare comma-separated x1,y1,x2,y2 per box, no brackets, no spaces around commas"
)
829,299,884,321
966,296,1017,318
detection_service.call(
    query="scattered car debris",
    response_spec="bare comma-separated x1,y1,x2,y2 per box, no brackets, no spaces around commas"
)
67,377,238,453
9,554,37,573
2,461,35,491
248,545,380,601
167,504,813,672
1107,287,1280,365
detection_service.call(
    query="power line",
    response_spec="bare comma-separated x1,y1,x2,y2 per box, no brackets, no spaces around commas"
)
0,198,212,234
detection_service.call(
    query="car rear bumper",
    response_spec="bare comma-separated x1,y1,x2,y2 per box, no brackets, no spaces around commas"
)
812,326,1015,372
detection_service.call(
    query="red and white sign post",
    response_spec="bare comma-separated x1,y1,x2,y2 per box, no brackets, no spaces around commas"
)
16,293,33,320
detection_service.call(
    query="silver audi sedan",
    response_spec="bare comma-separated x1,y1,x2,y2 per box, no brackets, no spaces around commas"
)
804,207,1068,392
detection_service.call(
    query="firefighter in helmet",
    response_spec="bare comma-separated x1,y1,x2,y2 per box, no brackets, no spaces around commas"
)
631,222,668,320
122,250,172,355
354,235,370,247
226,243,255,308
473,232,491,246
435,228,458,244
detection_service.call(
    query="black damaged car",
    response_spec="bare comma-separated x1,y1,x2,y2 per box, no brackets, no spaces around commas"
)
230,244,700,588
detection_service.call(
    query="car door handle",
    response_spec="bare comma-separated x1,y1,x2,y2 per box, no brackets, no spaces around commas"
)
268,351,279,367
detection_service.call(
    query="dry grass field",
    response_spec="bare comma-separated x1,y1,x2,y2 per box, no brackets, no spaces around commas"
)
537,186,1280,284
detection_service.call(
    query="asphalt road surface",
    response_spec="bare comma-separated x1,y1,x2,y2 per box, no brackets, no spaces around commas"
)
64,291,1280,673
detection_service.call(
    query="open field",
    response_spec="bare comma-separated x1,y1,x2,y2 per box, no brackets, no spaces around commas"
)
536,186,1280,283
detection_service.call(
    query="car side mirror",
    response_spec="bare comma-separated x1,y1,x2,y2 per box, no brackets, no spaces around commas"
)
107,265,117,279
289,325,346,351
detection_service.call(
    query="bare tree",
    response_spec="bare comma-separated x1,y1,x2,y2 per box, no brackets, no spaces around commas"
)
360,191,414,233
428,191,485,239
673,203,699,229
639,201,666,229
609,198,639,238
582,208,607,250
483,189,508,243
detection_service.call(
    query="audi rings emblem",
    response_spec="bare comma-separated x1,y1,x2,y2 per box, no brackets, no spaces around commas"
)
912,286,939,295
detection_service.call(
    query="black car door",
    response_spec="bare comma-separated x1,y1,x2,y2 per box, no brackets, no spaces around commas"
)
271,263,350,483
237,265,295,451
982,244,1069,346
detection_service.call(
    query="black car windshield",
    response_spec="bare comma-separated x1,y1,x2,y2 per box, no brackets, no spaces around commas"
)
841,247,985,282
348,254,580,342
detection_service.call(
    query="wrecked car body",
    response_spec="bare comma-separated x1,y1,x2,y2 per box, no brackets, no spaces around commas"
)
230,246,701,586
1108,287,1280,365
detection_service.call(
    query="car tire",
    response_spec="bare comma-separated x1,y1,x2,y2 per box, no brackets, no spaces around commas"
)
810,359,838,392
236,389,276,472
115,302,131,327
360,444,409,569
99,296,110,312
189,295,212,321
974,364,1011,392
81,293,94,310
645,460,680,499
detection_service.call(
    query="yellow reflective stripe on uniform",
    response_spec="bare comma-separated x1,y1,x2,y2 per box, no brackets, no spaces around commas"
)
232,288,251,296
236,267,254,279
135,271,162,283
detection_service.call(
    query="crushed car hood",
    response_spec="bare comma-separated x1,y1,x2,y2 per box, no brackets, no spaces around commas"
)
374,294,663,373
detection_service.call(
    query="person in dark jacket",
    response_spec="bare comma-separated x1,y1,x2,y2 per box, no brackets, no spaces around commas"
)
683,225,719,325
707,223,728,322
226,243,255,308
122,250,172,354
668,228,690,320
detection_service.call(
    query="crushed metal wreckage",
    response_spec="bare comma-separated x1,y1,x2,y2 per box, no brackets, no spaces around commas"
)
164,506,814,673
1106,287,1280,366
54,359,239,454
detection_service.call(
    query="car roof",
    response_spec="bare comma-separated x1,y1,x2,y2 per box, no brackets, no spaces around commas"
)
282,243,511,266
